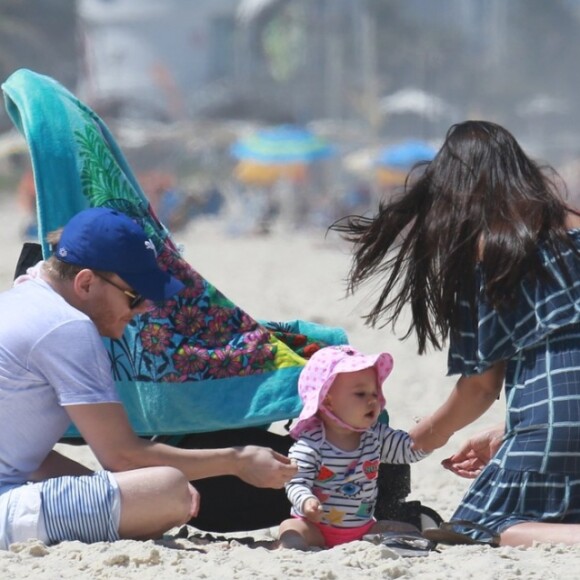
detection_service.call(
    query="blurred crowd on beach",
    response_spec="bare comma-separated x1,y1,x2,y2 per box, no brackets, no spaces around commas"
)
3,0,580,238
7,117,580,242
3,104,444,239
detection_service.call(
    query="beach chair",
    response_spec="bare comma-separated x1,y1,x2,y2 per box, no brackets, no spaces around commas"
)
4,68,442,533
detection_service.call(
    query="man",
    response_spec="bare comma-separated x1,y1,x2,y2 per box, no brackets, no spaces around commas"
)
0,207,296,549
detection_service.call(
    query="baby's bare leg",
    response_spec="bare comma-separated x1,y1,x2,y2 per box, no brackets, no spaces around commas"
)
278,518,325,550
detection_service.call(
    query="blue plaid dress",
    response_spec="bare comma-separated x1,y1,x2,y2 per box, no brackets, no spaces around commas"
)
448,229,580,538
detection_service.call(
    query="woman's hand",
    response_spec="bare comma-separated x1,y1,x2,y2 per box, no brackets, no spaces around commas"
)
441,424,504,478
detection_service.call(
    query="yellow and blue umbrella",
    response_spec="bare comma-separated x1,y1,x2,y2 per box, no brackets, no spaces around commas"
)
376,139,437,169
376,139,437,186
231,125,333,185
232,124,333,164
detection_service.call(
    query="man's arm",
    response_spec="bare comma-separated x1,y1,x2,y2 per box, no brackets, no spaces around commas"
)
66,402,297,488
29,449,94,481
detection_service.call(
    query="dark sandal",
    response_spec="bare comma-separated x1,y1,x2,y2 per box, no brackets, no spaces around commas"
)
363,530,437,557
422,520,500,547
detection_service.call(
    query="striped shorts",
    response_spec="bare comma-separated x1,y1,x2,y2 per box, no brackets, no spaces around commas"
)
0,471,121,549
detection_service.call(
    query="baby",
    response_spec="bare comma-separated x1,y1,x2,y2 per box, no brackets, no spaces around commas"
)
278,345,427,550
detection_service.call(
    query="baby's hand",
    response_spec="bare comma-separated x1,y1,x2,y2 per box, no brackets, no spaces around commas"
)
303,498,324,523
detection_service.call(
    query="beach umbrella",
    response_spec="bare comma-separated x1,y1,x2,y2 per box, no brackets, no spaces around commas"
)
342,146,382,178
231,125,334,186
233,161,308,186
376,139,437,186
231,124,333,165
377,140,437,169
380,88,454,121
516,95,568,117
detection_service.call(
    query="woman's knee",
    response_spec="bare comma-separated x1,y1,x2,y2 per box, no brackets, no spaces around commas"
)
500,521,580,547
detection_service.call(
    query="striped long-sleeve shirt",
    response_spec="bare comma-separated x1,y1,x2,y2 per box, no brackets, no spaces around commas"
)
286,421,427,528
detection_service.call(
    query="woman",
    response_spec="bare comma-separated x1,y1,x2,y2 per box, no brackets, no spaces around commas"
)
332,120,580,547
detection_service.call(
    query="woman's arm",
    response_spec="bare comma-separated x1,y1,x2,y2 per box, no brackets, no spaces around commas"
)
409,361,505,453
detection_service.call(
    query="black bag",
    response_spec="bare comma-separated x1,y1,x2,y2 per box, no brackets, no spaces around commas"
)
14,242,43,280
173,427,415,533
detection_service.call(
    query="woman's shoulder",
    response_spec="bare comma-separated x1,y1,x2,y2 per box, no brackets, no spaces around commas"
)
450,227,580,376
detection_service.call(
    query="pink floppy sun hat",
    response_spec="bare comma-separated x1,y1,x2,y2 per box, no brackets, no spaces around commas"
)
290,345,394,439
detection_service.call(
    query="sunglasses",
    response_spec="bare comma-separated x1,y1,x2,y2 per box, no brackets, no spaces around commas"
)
93,272,146,309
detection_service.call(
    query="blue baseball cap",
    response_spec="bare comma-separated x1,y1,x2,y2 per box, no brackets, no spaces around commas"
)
55,207,184,301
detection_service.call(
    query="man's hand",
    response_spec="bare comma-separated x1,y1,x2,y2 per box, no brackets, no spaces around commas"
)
188,483,201,518
302,497,323,523
441,424,504,478
234,446,298,488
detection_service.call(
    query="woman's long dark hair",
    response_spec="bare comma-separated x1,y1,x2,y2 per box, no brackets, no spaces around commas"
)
333,120,577,354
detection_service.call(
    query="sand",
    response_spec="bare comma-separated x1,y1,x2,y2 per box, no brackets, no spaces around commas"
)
0,193,579,579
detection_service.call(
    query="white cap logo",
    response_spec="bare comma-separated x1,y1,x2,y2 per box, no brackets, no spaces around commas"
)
144,239,157,257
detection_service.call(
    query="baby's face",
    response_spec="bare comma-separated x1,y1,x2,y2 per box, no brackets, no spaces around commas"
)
324,367,381,429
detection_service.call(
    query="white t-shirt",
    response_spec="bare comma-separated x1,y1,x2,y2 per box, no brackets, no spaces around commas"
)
0,277,120,486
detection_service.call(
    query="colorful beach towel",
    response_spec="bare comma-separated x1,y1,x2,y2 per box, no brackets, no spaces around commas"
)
1,68,348,436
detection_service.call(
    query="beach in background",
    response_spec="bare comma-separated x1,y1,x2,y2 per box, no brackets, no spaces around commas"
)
0,191,578,579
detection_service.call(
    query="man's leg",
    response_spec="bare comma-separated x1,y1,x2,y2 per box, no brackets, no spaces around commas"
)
113,466,194,540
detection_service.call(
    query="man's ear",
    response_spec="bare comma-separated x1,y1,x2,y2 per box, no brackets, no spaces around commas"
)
73,269,95,301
